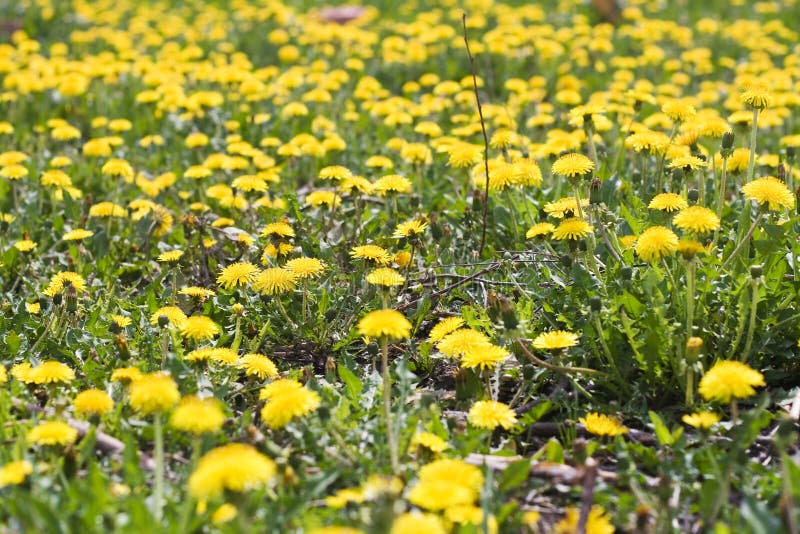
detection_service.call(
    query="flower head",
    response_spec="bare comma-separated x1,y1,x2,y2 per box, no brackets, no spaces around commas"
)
526,222,555,238
237,354,279,380
128,372,180,415
580,413,628,437
552,218,592,240
0,461,33,488
27,421,78,447
188,443,277,500
554,506,614,534
742,177,795,211
284,257,326,279
635,226,679,262
682,411,721,429
468,400,518,430
551,153,594,178
74,389,114,417
409,432,448,453
698,360,765,403
366,267,405,287
740,83,772,110
357,309,412,339
181,316,221,341
673,206,720,234
427,317,465,343
350,245,392,264
408,459,483,511
252,267,297,295
648,193,687,212
23,361,75,385
170,396,225,435
532,330,579,350
217,262,260,289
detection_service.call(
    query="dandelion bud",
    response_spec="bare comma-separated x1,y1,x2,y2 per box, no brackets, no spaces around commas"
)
232,303,244,317
52,293,63,306
115,333,131,360
620,266,632,280
157,314,170,328
283,466,299,487
750,264,763,279
324,356,337,383
589,178,602,204
687,188,699,204
686,336,702,363
589,296,602,312
721,131,734,158
787,146,796,163
777,163,786,181
577,239,588,252
394,250,411,267
499,298,518,331
109,320,122,334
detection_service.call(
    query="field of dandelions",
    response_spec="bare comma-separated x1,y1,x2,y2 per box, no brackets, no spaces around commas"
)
1,0,800,532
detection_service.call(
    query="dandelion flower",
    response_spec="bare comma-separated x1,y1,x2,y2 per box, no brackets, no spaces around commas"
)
554,506,615,534
740,83,772,110
24,361,75,385
698,360,765,403
259,379,303,401
237,354,279,380
427,317,464,343
552,218,593,240
742,177,795,211
110,367,143,383
150,306,187,328
408,459,483,511
27,421,78,447
128,373,180,415
366,267,405,287
393,219,429,238
73,389,114,417
373,174,412,195
63,228,94,241
436,328,491,358
211,504,237,525
217,262,260,290
260,221,295,238
0,460,33,488
357,309,412,339
170,396,225,435
532,330,579,350
468,400,518,430
409,432,448,453
526,222,555,238
673,206,720,234
677,239,706,259
461,344,511,369
551,153,594,178
285,257,326,279
157,250,184,263
188,443,277,500
635,226,679,262
580,413,628,437
648,193,687,212
260,384,321,428
390,513,447,534
682,411,721,429
180,316,220,341
350,245,392,264
253,267,297,295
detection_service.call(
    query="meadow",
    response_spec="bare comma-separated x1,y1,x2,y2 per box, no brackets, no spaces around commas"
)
0,0,799,532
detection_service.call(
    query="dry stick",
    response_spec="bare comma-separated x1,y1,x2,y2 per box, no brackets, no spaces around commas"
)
462,13,492,257
516,338,605,376
577,458,599,534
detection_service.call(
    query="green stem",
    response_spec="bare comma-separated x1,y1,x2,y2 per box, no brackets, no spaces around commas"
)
381,336,398,473
685,259,696,343
721,211,764,271
154,413,165,522
741,278,760,363
746,109,759,184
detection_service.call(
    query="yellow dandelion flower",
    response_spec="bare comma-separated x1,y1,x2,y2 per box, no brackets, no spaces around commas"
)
24,361,75,385
393,219,429,238
552,218,593,240
170,396,225,435
648,193,687,212
409,432,448,453
150,306,187,328
428,317,465,343
436,328,491,358
698,360,765,403
0,461,33,488
390,513,447,534
181,316,221,341
357,309,412,340
13,240,37,252
237,354,279,380
373,174,412,195
468,400,518,430
306,190,341,208
580,413,628,437
532,330,579,350
554,506,615,534
217,262,260,290
157,250,184,263
252,267,297,295
260,221,295,238
673,206,720,234
260,385,321,428
526,222,555,238
682,411,721,429
635,226,679,262
461,344,511,369
551,153,594,178
742,177,795,211
188,443,277,500
740,83,772,110
179,286,216,299
110,367,143,383
27,421,78,447
407,459,483,511
62,228,94,241
73,389,114,417
285,257,326,279
128,373,180,415
350,244,392,264
366,267,405,287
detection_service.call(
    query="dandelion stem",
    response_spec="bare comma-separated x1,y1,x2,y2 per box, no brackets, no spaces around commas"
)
153,413,165,522
746,109,759,184
462,12,491,257
381,336,399,473
721,211,763,270
275,297,297,329
741,276,761,363
713,157,728,247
